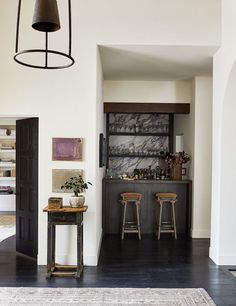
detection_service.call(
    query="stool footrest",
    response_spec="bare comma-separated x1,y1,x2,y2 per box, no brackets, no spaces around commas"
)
161,224,174,228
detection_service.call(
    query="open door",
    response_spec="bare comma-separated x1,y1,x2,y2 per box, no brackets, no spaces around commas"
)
16,118,38,259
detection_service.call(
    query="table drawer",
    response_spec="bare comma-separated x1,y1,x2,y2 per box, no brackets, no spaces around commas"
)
49,212,77,223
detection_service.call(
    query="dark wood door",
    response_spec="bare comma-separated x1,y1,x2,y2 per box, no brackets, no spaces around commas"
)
16,118,38,258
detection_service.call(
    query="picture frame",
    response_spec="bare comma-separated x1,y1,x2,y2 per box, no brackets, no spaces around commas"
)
52,138,83,161
99,133,107,167
52,169,83,193
181,167,187,176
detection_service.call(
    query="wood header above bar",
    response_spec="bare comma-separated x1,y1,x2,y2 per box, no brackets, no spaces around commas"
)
104,102,190,114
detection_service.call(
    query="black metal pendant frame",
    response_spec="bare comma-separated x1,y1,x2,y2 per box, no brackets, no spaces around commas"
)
14,0,75,69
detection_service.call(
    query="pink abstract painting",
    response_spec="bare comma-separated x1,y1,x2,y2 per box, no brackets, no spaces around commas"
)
52,138,83,161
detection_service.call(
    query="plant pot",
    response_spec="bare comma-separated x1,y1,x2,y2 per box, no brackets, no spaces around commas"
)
69,195,85,208
171,164,182,180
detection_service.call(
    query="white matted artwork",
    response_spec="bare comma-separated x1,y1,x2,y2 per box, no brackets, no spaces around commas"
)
52,169,83,193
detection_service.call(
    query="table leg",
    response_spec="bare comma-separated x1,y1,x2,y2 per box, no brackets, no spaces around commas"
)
75,214,83,278
52,224,56,267
46,221,52,279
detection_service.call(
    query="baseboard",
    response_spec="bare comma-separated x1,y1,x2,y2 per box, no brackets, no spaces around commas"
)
84,255,98,266
216,255,236,265
54,254,98,266
84,229,103,266
190,228,210,238
209,246,236,265
97,229,103,262
209,246,220,264
0,211,15,215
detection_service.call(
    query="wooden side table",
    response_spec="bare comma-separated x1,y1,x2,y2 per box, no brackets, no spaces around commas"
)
43,205,88,279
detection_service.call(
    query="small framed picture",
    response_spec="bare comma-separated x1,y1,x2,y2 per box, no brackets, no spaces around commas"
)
52,169,83,193
181,167,187,176
52,138,83,161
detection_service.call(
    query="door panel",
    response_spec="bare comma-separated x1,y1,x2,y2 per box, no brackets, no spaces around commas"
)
16,118,38,258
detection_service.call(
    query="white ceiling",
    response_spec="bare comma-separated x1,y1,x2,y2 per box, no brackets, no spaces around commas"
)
99,45,219,81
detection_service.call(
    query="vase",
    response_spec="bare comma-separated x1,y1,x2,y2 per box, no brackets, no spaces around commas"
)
69,195,85,208
171,164,182,180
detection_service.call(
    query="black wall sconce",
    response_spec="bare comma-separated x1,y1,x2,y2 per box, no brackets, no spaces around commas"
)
14,0,75,69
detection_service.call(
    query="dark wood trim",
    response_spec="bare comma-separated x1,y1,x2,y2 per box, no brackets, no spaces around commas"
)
104,103,190,114
106,114,109,169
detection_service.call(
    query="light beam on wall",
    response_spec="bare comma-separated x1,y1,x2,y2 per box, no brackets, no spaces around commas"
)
14,0,75,69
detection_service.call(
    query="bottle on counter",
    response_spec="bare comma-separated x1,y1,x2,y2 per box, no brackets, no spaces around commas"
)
139,168,144,180
147,165,152,179
160,169,165,180
155,166,160,180
133,168,139,180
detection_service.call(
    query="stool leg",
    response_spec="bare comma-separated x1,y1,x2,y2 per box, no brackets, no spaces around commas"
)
171,201,177,240
158,202,163,240
155,204,159,237
122,203,127,240
136,202,141,240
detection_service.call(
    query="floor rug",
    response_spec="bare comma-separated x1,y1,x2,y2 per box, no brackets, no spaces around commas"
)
0,225,15,243
0,215,15,225
0,287,216,306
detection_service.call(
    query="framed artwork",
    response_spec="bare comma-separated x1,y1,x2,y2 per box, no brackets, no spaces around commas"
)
52,138,83,161
181,167,187,176
99,133,107,167
52,169,83,193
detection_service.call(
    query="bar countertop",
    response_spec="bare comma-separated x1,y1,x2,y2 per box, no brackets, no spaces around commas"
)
103,178,191,184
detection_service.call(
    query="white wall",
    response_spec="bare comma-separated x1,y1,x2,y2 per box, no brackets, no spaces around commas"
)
175,77,212,238
0,0,220,265
95,49,105,254
104,80,192,103
192,77,212,238
210,0,236,265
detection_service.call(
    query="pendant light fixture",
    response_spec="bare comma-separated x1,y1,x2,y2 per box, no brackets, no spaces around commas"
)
14,0,75,69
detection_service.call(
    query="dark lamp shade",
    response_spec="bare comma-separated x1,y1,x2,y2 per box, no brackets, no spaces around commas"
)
32,0,61,32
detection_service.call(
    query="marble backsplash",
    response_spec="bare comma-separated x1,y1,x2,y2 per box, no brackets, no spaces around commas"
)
107,113,170,175
109,135,168,156
108,135,169,175
108,156,165,176
109,113,169,134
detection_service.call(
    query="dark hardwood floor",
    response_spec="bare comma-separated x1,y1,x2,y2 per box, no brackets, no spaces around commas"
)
0,234,236,306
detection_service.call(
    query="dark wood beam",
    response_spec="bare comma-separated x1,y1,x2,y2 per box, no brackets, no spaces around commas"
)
104,102,190,114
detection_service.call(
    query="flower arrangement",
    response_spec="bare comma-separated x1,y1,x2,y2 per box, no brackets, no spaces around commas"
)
161,151,190,168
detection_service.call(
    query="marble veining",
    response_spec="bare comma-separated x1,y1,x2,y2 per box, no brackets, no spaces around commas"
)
108,113,170,175
109,113,169,133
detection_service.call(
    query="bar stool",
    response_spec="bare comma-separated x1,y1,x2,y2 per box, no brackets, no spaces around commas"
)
155,193,177,240
120,192,142,240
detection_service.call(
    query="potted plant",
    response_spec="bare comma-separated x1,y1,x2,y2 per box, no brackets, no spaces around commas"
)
61,174,92,207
